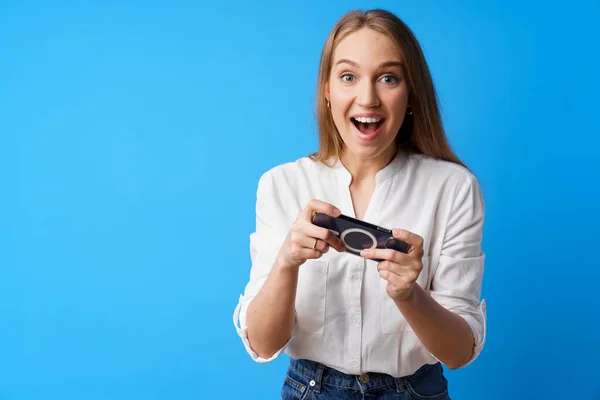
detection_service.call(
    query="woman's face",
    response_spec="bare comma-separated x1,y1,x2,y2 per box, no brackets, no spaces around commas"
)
327,28,410,161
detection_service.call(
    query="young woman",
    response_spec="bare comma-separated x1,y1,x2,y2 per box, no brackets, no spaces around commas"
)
233,9,486,400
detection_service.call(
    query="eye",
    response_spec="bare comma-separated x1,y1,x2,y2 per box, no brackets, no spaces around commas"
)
341,73,356,83
380,75,399,84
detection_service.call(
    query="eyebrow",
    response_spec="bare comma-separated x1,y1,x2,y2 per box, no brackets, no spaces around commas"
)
335,59,404,69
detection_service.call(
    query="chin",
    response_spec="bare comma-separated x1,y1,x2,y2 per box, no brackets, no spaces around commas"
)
343,140,394,160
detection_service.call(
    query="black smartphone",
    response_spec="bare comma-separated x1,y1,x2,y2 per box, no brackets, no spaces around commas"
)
311,212,410,261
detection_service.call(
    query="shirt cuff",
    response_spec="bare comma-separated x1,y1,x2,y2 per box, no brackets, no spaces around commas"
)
461,299,487,366
232,294,294,363
424,299,486,367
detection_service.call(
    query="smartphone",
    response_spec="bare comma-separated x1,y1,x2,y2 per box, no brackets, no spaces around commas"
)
311,212,410,261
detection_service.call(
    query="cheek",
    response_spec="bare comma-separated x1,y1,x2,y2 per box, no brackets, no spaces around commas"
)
382,94,409,125
329,89,353,127
385,89,410,109
330,108,351,136
329,84,354,105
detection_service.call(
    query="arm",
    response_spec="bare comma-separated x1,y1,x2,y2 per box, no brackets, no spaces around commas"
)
362,174,486,369
425,174,487,368
234,173,344,361
394,284,476,369
245,261,299,359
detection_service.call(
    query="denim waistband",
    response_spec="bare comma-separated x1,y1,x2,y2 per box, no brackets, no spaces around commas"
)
288,358,440,394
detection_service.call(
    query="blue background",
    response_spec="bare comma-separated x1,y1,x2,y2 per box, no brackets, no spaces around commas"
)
1,1,599,399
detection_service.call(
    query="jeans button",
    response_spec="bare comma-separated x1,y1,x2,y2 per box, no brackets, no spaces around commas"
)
359,373,369,383
309,380,316,387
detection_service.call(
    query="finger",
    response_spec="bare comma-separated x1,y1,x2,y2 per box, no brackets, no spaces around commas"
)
377,266,402,286
377,267,393,282
300,220,346,252
299,236,329,254
301,248,324,261
303,199,341,221
376,262,405,287
377,262,421,287
360,248,412,264
377,260,414,275
392,229,424,255
377,260,400,273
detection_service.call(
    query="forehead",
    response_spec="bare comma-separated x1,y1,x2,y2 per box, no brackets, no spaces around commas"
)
332,28,403,66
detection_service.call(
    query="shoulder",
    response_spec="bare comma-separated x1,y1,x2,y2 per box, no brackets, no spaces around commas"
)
255,155,328,199
253,156,329,226
407,153,481,193
258,156,327,190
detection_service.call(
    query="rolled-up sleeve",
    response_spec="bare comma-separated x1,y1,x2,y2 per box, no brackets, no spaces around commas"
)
232,171,295,363
429,174,487,365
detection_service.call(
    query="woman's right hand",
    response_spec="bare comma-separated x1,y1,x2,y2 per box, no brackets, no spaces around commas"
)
275,199,347,270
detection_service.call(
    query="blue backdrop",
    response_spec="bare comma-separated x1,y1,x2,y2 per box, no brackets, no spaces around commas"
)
1,1,599,399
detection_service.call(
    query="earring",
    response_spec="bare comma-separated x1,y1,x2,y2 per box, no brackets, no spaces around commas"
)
326,100,331,109
407,108,413,115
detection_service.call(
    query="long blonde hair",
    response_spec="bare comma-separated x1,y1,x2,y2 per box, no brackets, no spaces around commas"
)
310,9,466,169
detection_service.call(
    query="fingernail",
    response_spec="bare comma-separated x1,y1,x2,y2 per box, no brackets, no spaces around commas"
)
334,208,341,216
393,228,402,236
360,250,369,257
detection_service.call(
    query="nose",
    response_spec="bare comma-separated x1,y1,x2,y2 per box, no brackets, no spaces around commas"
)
356,80,380,108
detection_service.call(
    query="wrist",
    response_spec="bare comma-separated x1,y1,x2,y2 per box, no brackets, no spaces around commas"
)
274,256,301,274
394,283,419,305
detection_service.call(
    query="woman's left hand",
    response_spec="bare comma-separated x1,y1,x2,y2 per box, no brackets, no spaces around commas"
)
360,229,425,302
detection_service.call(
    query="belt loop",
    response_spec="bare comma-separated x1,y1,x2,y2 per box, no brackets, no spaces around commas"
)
394,377,406,393
313,363,325,393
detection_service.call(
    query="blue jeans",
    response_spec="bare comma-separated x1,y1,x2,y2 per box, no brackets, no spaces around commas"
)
281,358,450,400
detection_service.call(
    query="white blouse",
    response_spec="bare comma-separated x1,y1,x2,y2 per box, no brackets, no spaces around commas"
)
233,151,487,378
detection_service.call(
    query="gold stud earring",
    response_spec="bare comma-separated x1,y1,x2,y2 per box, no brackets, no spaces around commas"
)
326,100,331,109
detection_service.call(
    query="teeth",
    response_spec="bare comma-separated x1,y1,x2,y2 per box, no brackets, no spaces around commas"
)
354,116,382,123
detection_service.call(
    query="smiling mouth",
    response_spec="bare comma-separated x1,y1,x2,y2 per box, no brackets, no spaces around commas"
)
351,118,384,135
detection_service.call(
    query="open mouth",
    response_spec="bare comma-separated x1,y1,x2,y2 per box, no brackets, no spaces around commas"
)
351,117,384,137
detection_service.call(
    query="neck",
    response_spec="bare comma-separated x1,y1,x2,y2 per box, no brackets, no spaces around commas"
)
339,143,398,184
